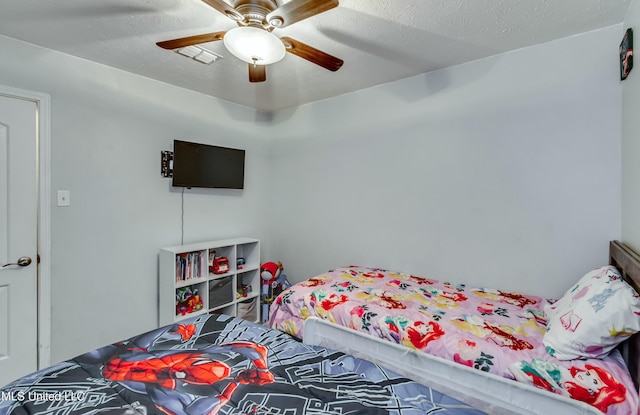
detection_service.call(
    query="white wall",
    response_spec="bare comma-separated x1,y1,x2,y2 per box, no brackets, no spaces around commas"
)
267,26,622,298
0,24,625,362
0,35,272,363
622,2,640,251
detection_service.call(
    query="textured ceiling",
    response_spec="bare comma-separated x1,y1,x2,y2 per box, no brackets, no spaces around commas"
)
0,0,631,112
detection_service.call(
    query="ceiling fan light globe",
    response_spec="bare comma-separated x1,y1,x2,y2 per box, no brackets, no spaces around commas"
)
223,26,285,65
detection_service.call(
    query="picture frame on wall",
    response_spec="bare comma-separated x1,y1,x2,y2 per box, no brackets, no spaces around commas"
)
620,28,633,80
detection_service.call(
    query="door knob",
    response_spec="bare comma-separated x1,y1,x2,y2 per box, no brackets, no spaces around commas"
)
2,256,32,268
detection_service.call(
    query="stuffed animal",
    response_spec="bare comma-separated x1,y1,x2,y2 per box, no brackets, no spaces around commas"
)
260,261,291,322
261,261,283,284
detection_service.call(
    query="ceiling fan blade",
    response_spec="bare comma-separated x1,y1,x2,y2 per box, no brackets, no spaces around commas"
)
281,37,343,71
249,64,266,82
266,0,338,28
156,32,226,49
200,0,244,21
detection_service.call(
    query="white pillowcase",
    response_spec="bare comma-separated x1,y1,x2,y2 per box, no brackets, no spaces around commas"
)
543,265,640,360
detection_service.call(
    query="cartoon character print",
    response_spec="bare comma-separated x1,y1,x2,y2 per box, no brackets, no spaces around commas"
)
388,271,411,280
510,359,626,413
477,302,509,317
454,339,481,367
497,291,538,308
331,280,359,292
409,275,437,286
375,315,445,350
609,324,638,338
305,289,350,322
272,319,299,338
304,289,327,309
302,290,327,320
349,305,378,332
471,288,538,308
404,320,445,349
374,315,407,344
565,365,627,412
320,293,350,311
383,282,433,307
525,308,547,326
571,285,590,301
92,322,275,415
451,315,533,351
443,282,467,292
387,279,411,290
341,268,386,284
453,339,495,372
588,287,620,312
417,306,447,322
451,315,488,338
517,309,547,336
300,275,331,288
401,291,435,306
559,309,583,332
287,292,313,322
483,321,532,351
274,289,294,306
471,288,501,302
419,287,467,309
356,288,407,310
428,288,468,303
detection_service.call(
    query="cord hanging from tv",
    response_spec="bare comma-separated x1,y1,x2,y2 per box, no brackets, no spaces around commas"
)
171,140,245,189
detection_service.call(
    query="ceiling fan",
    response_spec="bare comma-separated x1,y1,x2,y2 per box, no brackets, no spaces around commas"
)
157,0,344,82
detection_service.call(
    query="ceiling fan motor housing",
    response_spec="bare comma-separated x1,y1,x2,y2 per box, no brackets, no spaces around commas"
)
233,0,282,29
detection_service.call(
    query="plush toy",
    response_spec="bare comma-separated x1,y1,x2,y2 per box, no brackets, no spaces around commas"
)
260,261,291,322
261,261,283,285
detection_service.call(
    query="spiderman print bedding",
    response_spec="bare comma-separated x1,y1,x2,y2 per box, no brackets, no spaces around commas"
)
267,266,638,414
0,314,486,415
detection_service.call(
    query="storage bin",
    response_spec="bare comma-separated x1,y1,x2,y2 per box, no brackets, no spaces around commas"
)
209,276,233,309
237,297,258,321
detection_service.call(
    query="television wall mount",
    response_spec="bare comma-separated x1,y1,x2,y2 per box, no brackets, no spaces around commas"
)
161,151,173,178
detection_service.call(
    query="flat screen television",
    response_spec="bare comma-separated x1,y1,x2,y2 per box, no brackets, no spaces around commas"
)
172,140,245,189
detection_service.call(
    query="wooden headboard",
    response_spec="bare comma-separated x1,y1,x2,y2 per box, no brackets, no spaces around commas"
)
610,240,640,392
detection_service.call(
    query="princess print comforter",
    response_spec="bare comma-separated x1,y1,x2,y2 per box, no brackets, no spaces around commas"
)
268,266,638,414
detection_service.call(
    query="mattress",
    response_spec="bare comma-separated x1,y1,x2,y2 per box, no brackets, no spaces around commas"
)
268,266,638,415
0,314,486,415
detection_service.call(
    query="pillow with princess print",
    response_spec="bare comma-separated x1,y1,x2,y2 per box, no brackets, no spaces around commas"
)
543,265,640,360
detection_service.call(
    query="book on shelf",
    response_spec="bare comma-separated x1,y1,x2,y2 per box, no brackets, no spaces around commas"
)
175,251,204,282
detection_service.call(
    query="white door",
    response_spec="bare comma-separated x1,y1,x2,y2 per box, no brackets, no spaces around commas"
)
0,94,39,386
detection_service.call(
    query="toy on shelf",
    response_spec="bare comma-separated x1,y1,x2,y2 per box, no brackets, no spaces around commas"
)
191,289,203,312
236,283,252,299
208,250,230,274
237,257,246,270
211,256,229,274
175,287,204,316
260,261,292,323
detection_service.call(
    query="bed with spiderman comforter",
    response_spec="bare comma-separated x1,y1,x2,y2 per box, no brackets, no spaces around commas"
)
0,314,486,415
268,266,640,415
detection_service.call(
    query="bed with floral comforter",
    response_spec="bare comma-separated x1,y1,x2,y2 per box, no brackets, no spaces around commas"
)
268,266,638,415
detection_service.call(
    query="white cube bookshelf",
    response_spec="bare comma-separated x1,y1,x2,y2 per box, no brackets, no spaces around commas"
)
159,237,260,326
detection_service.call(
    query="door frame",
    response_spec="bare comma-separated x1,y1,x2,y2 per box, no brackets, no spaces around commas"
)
0,84,51,369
